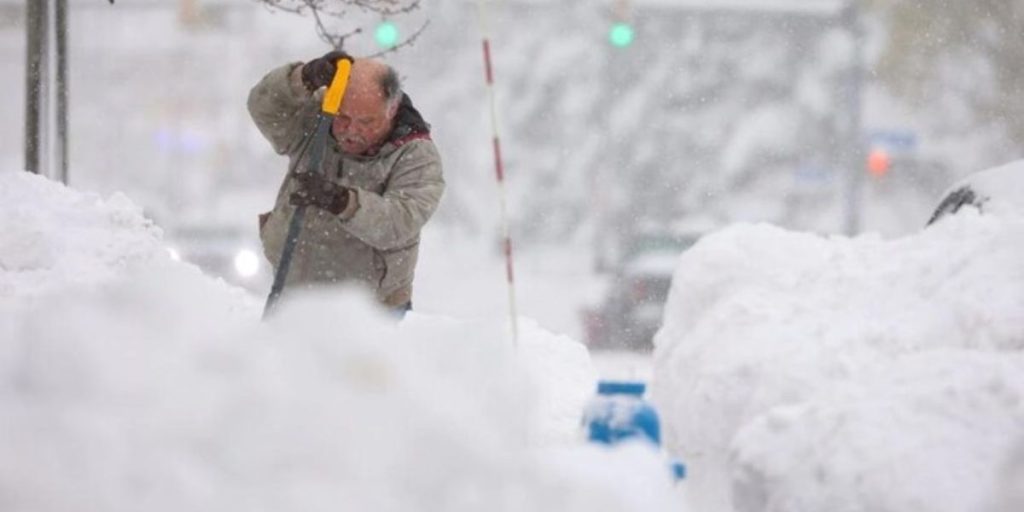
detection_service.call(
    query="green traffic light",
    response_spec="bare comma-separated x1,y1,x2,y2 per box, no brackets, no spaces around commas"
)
375,21,399,48
609,22,634,48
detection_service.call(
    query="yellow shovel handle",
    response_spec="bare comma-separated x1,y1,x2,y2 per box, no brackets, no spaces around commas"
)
322,58,352,115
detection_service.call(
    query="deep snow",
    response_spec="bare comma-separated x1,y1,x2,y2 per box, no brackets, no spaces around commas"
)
6,161,1024,512
652,163,1024,512
0,171,684,511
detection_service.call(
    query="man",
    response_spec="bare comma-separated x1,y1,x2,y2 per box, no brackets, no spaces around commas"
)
248,51,444,312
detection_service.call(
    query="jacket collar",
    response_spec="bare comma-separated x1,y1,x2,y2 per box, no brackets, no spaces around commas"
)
386,93,431,143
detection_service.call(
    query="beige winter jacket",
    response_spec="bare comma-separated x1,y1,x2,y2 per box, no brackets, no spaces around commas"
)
248,62,444,307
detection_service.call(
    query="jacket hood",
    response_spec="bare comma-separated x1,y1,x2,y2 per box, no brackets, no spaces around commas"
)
386,93,431,143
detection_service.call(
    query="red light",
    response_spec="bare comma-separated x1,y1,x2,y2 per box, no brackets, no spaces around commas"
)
867,149,890,177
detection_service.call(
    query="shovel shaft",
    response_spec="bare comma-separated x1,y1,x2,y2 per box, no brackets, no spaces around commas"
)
260,56,352,319
263,204,308,317
262,115,331,318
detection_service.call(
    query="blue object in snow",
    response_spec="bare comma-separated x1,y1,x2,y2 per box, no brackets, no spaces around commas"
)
671,461,687,481
584,380,661,446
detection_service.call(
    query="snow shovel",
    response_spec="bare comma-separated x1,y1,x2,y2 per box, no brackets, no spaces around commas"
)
263,58,353,319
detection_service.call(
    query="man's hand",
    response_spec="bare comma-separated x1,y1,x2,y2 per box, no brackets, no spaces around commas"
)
289,171,350,215
300,50,354,92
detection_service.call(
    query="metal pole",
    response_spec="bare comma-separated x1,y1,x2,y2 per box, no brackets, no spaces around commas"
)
40,0,53,179
843,0,864,235
24,0,45,175
56,0,68,184
263,118,328,318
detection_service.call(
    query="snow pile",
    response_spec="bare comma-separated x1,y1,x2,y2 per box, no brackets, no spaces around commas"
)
0,172,681,511
391,312,597,446
0,172,167,298
651,208,1024,512
730,351,1024,512
514,318,599,444
994,441,1024,512
0,171,260,326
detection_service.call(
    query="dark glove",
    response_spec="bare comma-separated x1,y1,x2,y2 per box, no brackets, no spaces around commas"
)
289,171,350,215
300,50,354,92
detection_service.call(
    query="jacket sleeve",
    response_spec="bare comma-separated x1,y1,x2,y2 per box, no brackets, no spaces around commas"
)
338,140,445,250
247,62,319,156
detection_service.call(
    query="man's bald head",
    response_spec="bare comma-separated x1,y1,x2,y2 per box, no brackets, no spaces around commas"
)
332,58,403,155
344,59,401,109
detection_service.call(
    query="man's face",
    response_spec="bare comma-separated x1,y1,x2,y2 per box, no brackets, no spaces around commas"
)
332,90,396,155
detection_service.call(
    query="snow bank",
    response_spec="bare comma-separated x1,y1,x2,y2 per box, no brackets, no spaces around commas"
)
0,172,168,298
0,172,683,511
994,441,1024,512
651,208,1024,511
731,352,1024,512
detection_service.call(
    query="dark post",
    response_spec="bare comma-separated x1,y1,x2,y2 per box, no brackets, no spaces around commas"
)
56,0,68,184
842,0,865,235
24,0,46,174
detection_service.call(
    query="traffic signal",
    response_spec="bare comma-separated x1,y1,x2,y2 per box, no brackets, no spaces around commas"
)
609,22,634,48
375,20,399,49
867,148,890,177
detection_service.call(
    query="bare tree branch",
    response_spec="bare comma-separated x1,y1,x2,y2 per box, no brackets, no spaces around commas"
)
366,19,429,58
254,0,424,50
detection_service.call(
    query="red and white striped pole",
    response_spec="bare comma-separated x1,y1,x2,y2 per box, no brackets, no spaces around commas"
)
476,0,519,346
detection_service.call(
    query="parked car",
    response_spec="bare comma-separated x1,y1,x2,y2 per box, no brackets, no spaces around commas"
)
582,229,704,351
165,223,270,293
927,160,1024,225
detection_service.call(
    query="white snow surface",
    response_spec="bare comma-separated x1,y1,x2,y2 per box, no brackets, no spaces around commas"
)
652,197,1024,511
0,172,174,299
0,172,683,512
941,159,1024,219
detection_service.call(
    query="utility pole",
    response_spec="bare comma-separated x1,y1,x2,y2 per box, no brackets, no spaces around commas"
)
594,0,635,272
842,0,865,235
24,0,46,175
56,0,69,184
24,0,70,184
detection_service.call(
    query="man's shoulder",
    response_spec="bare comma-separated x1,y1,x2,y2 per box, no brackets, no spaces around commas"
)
385,137,443,182
388,135,440,163
392,131,432,149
